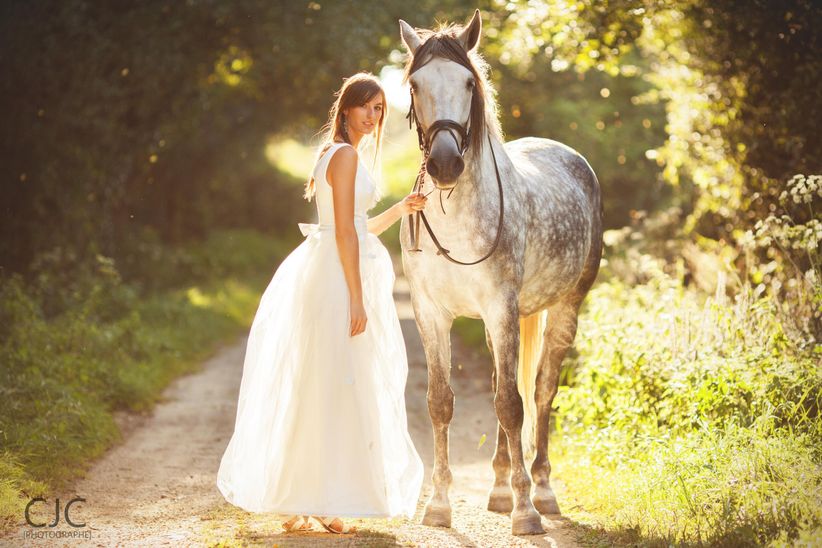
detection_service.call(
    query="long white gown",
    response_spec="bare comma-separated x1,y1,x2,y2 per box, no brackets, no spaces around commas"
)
216,142,423,519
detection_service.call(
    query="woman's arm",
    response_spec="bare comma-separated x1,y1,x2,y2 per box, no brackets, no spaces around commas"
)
367,193,428,236
327,145,367,336
367,201,405,237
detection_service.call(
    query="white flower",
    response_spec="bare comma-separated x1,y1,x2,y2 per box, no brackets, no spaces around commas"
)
739,230,755,248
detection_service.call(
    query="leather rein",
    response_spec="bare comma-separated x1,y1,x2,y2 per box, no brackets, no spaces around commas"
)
405,81,505,266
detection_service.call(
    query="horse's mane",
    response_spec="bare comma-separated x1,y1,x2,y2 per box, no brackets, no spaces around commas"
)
402,21,503,149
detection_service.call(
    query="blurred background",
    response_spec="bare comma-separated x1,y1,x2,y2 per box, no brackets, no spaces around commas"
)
1,1,820,545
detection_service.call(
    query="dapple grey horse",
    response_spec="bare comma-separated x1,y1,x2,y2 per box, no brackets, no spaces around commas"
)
398,9,603,535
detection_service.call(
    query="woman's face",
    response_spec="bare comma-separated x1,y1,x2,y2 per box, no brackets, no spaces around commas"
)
344,93,384,137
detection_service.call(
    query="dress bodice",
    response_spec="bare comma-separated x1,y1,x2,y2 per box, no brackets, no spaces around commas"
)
310,142,378,228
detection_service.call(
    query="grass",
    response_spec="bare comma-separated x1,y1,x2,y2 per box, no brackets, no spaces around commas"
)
548,269,821,547
0,228,295,535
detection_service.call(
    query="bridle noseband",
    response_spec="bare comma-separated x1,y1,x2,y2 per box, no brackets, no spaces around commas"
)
404,73,505,266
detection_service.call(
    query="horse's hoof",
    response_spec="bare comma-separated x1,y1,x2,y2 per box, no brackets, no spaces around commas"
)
533,484,561,515
487,490,514,514
422,504,452,528
511,508,544,536
533,495,561,515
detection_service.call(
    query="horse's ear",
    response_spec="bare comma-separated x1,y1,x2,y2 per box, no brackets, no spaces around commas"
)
458,9,482,51
399,19,422,54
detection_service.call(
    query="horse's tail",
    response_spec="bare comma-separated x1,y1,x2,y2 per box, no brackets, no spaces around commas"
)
517,309,548,460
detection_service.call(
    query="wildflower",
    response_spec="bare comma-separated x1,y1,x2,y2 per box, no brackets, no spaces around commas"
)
738,230,755,249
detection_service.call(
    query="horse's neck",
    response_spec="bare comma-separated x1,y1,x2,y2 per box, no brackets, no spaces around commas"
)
462,132,506,203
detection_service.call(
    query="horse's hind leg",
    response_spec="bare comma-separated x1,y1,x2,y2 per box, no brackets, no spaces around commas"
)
531,299,580,515
412,296,456,528
486,326,514,513
485,295,543,535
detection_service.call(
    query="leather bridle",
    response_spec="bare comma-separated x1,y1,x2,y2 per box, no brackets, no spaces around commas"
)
405,77,505,266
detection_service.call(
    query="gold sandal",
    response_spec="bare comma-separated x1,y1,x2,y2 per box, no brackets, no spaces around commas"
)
313,516,357,534
282,515,313,532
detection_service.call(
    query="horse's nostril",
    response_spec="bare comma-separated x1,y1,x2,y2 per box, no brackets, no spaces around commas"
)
426,158,439,178
451,156,465,177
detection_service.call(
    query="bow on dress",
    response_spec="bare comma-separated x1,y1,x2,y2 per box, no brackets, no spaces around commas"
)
298,222,323,237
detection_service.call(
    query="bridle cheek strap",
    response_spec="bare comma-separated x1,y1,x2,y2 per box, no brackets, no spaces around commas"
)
404,87,506,266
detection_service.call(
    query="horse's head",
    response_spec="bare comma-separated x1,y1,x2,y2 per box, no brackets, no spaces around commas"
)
399,10,486,189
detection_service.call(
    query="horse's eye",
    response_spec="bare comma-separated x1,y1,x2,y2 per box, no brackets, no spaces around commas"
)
466,79,475,90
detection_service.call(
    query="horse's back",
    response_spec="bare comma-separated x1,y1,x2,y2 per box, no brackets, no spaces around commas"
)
504,136,600,206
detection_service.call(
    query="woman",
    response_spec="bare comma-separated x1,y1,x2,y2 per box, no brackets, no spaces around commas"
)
216,72,426,535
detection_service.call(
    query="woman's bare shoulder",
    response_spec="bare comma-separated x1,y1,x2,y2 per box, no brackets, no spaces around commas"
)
328,141,357,159
326,143,358,187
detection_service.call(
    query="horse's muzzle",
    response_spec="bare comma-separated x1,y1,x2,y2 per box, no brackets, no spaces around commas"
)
426,152,464,186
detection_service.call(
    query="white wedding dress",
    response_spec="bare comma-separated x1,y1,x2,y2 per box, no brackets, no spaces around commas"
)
216,142,423,519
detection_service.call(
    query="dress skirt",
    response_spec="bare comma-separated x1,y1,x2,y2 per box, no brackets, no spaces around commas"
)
216,221,423,518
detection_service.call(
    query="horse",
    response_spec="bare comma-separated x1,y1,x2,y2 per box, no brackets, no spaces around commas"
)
397,9,603,535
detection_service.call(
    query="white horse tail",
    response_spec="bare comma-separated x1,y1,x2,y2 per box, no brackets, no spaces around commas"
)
517,309,548,460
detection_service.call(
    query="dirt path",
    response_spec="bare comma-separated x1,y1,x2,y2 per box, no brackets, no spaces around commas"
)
3,270,579,547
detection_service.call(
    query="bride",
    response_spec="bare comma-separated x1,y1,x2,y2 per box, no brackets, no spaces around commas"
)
216,72,426,535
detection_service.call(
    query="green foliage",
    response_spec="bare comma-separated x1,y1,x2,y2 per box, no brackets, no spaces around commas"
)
491,51,669,228
546,230,822,546
496,0,821,233
0,453,47,532
493,0,821,336
0,0,477,273
742,173,822,338
0,229,284,532
557,276,818,440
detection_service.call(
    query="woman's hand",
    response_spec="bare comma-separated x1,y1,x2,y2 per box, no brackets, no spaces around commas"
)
349,297,367,337
399,192,428,215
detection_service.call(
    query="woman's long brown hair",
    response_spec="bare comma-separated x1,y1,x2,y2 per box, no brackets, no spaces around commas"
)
304,72,387,201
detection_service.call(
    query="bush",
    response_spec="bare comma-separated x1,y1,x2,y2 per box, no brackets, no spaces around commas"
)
743,173,822,341
0,228,287,533
549,232,821,546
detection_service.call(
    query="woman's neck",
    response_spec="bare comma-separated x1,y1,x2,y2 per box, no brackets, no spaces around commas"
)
335,134,363,148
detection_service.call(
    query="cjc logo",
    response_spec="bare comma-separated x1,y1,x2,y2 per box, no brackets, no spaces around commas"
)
25,497,86,528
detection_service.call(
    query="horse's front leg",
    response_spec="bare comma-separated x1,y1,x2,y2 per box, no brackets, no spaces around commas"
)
486,327,514,514
412,294,456,528
485,295,544,535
